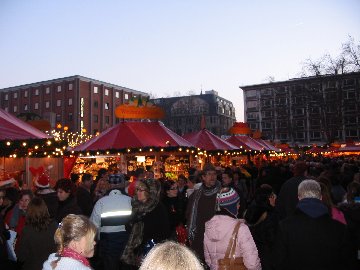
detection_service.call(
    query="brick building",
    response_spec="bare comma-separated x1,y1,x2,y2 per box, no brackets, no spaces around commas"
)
241,72,360,146
0,75,147,134
152,90,236,136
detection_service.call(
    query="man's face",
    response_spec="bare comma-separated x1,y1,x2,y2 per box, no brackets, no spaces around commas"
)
202,170,217,188
221,173,232,187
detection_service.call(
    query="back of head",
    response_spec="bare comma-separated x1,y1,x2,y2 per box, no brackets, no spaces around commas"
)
293,161,308,177
26,196,51,231
139,241,203,270
298,179,321,200
54,214,97,254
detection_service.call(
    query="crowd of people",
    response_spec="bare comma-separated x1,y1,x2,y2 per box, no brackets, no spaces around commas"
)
0,156,359,270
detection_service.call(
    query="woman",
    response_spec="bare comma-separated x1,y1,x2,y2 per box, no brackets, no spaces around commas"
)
318,182,346,224
54,178,82,223
139,241,203,270
162,180,186,239
5,189,33,251
244,185,278,270
121,178,171,268
42,214,97,270
0,188,11,267
17,197,58,270
204,187,261,270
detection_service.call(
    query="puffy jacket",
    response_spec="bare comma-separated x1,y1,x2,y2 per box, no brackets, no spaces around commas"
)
204,215,261,270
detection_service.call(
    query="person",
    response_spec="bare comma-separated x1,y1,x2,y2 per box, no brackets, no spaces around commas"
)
186,163,221,262
42,214,97,270
76,173,94,217
0,188,12,268
90,173,132,270
5,189,33,251
17,197,58,270
275,161,308,220
127,168,145,198
318,182,346,224
273,179,356,270
339,181,360,268
204,187,261,270
54,178,82,223
34,172,58,219
139,241,203,270
162,180,186,240
121,178,170,268
244,184,278,270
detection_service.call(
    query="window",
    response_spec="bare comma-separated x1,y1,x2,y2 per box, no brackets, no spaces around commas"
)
124,93,129,100
344,116,357,125
344,90,356,99
24,90,28,97
310,131,321,139
34,103,39,110
45,101,50,108
13,92,18,98
105,89,109,96
345,129,357,137
35,89,39,96
94,115,98,123
246,90,257,97
295,120,304,127
105,103,109,110
310,119,321,127
24,104,28,111
57,100,61,107
262,122,272,129
115,91,119,98
57,85,61,92
279,133,288,140
68,113,73,122
261,111,272,118
56,114,61,122
94,101,98,108
261,99,272,107
69,83,73,90
295,108,304,116
68,98,73,106
4,107,8,112
278,121,287,128
295,132,305,140
46,87,50,94
310,107,320,114
260,89,272,95
4,94,8,100
249,123,258,130
247,101,258,109
13,106,17,112
105,116,110,124
94,86,98,94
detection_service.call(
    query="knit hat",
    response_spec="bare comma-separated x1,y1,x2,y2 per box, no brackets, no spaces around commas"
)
36,173,50,188
217,188,240,217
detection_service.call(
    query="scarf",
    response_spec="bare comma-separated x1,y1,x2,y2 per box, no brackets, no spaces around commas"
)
121,179,161,266
9,204,26,229
188,181,221,241
61,247,90,267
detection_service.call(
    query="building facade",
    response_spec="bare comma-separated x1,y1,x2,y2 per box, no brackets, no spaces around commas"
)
241,72,360,146
0,75,147,134
152,90,236,136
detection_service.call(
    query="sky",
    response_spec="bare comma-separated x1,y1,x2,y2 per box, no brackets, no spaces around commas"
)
0,0,359,121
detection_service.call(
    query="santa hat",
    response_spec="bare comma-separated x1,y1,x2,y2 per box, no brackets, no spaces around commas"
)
217,188,240,217
36,173,50,188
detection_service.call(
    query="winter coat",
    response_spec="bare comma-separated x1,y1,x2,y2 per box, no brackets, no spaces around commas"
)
17,220,58,270
204,215,261,270
273,198,356,270
76,186,94,217
55,195,82,223
42,253,92,270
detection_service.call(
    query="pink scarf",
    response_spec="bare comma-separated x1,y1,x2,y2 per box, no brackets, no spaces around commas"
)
61,247,90,267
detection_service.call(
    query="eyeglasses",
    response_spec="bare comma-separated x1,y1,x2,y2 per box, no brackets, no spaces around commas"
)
169,187,178,190
136,188,146,192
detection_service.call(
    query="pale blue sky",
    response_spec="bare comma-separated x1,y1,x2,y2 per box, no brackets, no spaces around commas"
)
1,0,359,121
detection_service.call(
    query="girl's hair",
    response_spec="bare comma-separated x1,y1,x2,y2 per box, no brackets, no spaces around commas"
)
54,178,75,194
139,241,203,270
163,180,176,192
318,182,334,212
19,189,34,201
54,214,97,254
26,196,51,231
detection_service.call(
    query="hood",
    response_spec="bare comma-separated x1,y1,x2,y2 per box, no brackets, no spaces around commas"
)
42,253,57,270
297,198,328,218
205,215,239,242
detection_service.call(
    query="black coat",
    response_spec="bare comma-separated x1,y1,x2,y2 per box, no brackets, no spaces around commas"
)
55,195,82,223
273,205,356,270
76,186,94,217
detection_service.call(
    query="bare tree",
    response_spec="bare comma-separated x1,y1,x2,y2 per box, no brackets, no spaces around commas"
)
301,57,325,76
323,53,349,75
342,35,360,71
263,76,275,83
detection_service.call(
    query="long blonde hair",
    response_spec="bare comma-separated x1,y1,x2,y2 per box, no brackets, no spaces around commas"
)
139,241,204,270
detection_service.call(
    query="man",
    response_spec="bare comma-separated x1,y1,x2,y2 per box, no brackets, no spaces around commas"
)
273,179,356,270
90,173,132,270
186,163,221,262
275,161,308,220
76,173,94,217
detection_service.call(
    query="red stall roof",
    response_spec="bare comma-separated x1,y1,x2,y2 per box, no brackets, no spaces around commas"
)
0,109,51,140
226,135,265,151
73,121,194,152
182,129,238,151
337,143,360,152
254,139,281,152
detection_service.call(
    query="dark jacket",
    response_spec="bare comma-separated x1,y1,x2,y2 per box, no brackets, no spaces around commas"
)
36,189,58,219
17,220,58,270
55,195,82,223
76,186,94,217
273,198,356,270
162,196,186,231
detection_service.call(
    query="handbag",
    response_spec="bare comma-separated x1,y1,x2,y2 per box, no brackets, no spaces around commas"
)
218,221,247,270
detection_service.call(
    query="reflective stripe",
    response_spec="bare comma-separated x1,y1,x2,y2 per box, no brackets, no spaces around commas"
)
101,210,132,218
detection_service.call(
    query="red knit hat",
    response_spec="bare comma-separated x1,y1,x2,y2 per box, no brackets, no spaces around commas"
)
36,173,50,188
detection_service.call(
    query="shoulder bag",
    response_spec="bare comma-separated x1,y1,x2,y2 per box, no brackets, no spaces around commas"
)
218,221,247,270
